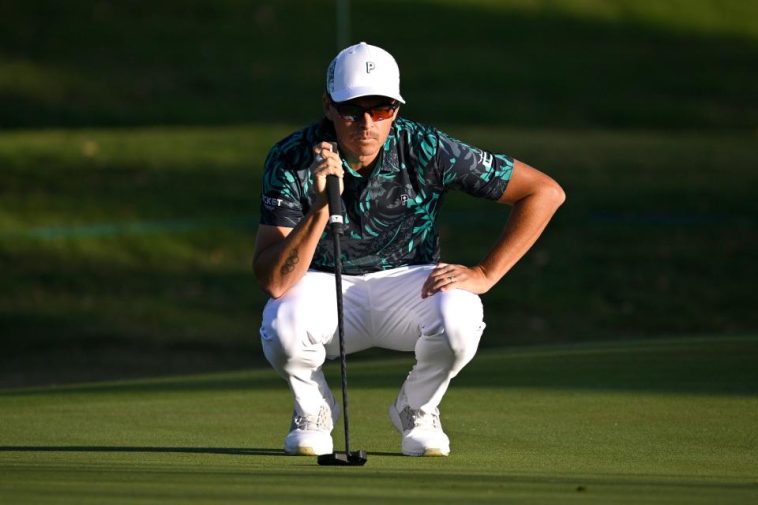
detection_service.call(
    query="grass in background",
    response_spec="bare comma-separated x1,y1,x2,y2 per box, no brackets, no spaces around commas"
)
1,125,756,386
444,127,758,342
0,126,288,386
0,0,756,129
1,336,756,504
1,0,756,386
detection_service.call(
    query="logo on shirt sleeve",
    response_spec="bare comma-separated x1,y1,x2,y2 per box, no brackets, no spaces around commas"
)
262,195,283,210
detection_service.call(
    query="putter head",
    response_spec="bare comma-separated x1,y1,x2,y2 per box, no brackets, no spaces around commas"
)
317,450,368,466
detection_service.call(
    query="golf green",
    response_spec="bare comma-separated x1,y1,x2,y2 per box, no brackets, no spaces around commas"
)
1,336,756,504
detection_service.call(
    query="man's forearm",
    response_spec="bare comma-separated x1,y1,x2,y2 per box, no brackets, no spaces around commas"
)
254,207,329,298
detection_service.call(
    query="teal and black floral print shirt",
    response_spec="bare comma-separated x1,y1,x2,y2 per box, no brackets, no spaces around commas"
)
260,117,514,275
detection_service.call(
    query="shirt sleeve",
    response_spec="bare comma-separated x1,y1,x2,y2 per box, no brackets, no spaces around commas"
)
259,143,305,228
435,129,514,200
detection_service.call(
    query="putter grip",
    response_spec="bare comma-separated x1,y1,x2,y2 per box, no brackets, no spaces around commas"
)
326,174,344,235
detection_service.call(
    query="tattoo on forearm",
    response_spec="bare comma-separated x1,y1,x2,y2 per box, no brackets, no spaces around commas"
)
280,249,299,275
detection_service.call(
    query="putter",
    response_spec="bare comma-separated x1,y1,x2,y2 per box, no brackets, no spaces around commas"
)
317,167,368,467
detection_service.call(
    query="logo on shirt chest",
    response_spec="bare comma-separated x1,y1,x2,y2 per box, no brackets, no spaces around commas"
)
479,151,493,169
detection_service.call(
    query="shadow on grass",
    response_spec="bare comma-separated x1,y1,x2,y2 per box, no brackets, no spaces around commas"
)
0,446,407,459
0,445,283,456
3,336,756,398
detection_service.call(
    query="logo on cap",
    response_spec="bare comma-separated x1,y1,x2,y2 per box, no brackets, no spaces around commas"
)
326,42,405,104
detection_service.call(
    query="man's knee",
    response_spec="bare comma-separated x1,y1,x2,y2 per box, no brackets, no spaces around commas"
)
416,290,485,367
439,290,485,361
260,294,335,373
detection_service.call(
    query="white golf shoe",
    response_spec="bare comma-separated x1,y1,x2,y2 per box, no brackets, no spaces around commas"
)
284,399,339,456
389,398,450,457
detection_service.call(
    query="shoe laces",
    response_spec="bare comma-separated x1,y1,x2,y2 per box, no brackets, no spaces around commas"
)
399,406,442,432
292,404,332,432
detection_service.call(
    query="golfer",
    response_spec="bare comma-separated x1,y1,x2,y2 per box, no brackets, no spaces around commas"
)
254,42,565,457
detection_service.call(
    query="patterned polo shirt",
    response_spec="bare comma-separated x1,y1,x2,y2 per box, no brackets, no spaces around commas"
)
260,117,514,275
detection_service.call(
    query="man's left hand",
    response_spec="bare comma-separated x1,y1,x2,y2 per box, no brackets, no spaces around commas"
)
421,263,491,298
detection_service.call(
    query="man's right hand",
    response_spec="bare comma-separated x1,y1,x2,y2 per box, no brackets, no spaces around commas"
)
311,142,344,208
252,142,345,299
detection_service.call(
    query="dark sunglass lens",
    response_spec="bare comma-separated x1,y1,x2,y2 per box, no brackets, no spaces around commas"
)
336,104,362,120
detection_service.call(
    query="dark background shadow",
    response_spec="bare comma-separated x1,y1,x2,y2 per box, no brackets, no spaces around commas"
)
0,0,755,129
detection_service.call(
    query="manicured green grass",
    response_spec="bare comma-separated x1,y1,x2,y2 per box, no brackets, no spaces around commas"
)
2,2,755,499
1,336,756,504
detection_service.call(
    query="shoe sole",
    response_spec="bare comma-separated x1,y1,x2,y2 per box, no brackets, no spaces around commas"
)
401,447,449,457
284,441,333,456
422,448,448,457
284,432,333,457
286,446,318,456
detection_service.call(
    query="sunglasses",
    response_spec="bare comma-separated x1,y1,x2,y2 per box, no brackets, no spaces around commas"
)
330,100,399,122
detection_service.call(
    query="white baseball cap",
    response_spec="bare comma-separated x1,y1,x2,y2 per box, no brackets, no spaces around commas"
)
326,42,405,104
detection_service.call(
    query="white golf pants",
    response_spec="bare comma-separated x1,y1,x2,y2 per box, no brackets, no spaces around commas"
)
260,265,486,417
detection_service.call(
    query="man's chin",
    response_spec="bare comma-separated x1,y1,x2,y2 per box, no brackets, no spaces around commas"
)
350,141,379,155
